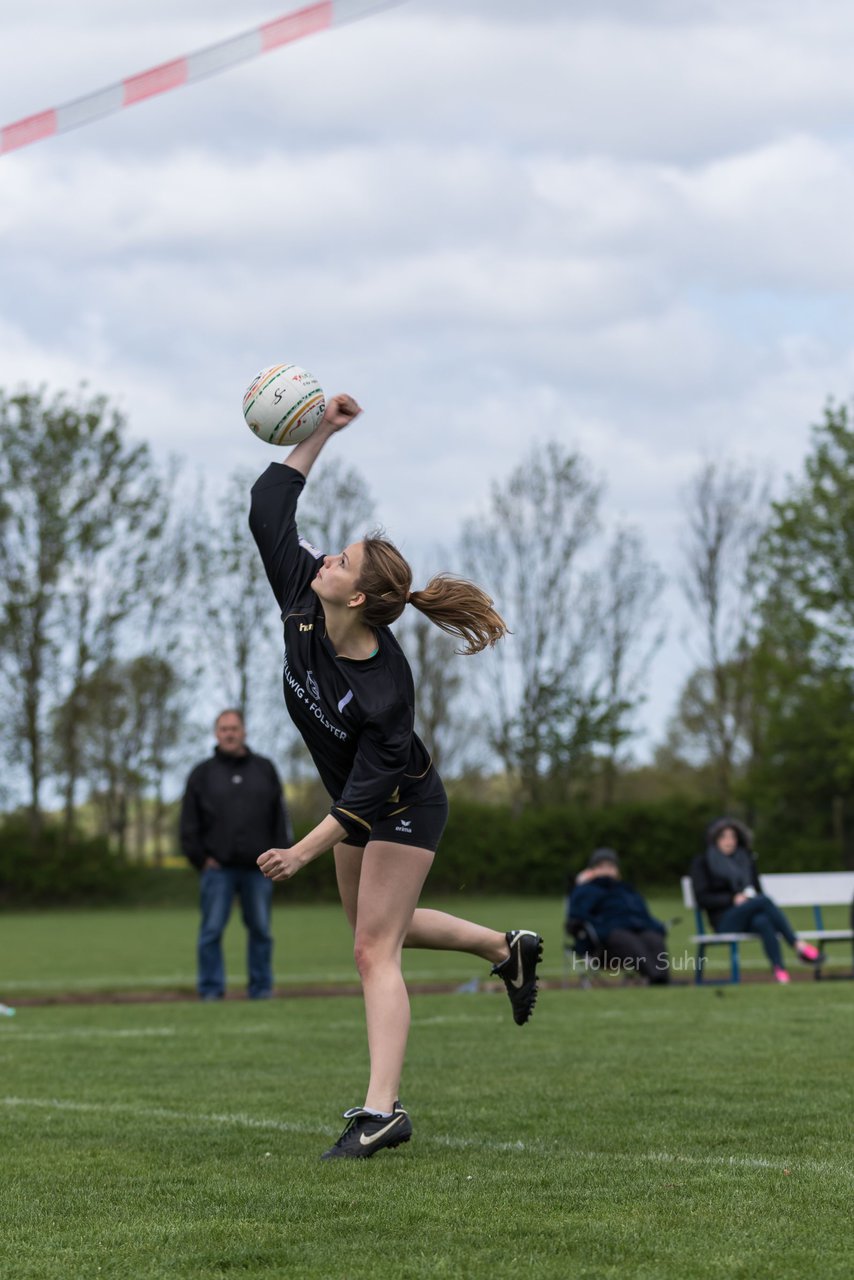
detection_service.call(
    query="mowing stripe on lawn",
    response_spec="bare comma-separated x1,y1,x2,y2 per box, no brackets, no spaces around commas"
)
3,1095,851,1180
0,1013,490,1042
6,956,848,993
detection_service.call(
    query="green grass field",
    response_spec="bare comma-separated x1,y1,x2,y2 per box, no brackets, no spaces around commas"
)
2,898,853,1278
3,893,852,997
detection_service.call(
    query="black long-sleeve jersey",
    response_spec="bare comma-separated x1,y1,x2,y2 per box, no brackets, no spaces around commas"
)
249,462,443,841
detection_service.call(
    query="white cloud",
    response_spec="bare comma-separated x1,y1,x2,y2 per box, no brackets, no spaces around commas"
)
2,0,854,750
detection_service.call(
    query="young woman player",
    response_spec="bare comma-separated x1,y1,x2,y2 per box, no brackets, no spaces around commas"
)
250,393,543,1161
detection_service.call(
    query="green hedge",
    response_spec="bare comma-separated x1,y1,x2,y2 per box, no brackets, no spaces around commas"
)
0,815,134,906
425,796,714,894
1,798,844,907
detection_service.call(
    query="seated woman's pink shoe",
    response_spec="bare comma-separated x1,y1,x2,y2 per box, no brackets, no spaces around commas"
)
773,967,791,984
795,941,821,964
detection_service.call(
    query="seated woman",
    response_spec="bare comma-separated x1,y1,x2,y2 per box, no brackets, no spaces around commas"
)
690,818,821,983
567,849,670,984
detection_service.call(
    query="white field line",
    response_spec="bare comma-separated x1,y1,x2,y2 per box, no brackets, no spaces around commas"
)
0,1015,493,1042
2,1095,851,1180
1,969,506,991
0,1027,178,1042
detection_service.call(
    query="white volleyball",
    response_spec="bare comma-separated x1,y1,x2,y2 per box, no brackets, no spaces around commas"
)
242,363,326,446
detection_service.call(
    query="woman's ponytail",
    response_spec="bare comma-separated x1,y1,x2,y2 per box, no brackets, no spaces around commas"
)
408,574,508,655
357,538,508,654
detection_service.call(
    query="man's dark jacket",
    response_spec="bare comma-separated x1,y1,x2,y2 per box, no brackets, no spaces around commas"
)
567,876,666,943
180,747,292,871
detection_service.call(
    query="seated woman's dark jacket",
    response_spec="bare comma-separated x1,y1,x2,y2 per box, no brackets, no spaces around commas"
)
690,848,761,931
568,876,665,941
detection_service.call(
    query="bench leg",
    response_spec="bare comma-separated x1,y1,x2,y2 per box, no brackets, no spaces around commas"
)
696,943,745,986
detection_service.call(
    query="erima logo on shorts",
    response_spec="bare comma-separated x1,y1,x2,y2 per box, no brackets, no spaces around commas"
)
395,819,412,834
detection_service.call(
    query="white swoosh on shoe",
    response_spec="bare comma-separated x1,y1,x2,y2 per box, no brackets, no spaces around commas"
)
510,945,526,989
359,1115,405,1146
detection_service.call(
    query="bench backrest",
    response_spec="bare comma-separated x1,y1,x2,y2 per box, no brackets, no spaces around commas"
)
681,871,854,910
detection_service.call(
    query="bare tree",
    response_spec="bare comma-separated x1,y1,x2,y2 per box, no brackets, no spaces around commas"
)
393,612,465,774
678,459,770,808
187,459,377,783
190,468,279,726
598,526,666,803
299,458,375,554
460,441,602,806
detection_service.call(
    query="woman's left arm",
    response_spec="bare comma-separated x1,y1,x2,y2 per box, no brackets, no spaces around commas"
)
258,814,346,882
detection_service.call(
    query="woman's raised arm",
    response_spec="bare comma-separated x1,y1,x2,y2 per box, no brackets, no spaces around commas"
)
283,393,362,479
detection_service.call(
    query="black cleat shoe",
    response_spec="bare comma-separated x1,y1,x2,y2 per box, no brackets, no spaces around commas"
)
320,1102,412,1160
492,929,543,1025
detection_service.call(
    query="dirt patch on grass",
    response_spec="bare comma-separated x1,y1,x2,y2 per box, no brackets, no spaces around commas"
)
11,969,846,1008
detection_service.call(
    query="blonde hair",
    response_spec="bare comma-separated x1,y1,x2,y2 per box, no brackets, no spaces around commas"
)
358,536,508,655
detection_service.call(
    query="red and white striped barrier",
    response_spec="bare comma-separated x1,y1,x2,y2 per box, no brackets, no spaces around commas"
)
1,0,400,157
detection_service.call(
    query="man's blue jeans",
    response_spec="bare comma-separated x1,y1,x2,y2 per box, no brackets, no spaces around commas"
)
198,866,274,999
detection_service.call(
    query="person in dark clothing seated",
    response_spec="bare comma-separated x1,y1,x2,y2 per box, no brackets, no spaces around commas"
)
690,817,821,984
567,848,670,984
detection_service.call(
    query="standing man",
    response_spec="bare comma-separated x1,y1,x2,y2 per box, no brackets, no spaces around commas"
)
180,709,293,1000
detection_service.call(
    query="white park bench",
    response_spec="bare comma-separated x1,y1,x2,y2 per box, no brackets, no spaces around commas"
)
681,872,854,985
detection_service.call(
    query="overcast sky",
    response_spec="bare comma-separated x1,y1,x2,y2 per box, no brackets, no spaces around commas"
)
3,0,854,755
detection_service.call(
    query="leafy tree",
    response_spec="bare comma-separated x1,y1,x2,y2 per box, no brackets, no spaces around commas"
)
746,403,854,865
764,402,854,657
0,387,166,840
52,654,185,860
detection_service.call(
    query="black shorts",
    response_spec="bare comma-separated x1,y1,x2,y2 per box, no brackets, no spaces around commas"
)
340,795,449,853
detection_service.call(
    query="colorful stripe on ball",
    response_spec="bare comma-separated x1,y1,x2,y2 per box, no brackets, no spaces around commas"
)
242,364,297,417
270,392,326,445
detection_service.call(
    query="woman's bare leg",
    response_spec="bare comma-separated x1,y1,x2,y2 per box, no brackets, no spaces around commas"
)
349,840,434,1113
333,842,536,1112
334,844,510,966
333,842,363,930
404,908,509,965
